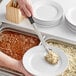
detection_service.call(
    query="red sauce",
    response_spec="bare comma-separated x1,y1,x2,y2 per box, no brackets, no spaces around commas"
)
0,31,40,60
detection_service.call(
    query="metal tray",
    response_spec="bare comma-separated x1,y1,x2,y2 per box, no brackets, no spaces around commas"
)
0,66,24,76
0,22,40,59
0,22,39,38
0,22,40,75
0,22,76,76
45,38,76,76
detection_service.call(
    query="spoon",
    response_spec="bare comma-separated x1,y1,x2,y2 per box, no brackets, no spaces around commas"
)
28,16,59,64
28,16,50,53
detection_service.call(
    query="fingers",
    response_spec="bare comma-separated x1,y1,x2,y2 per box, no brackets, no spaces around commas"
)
26,3,33,16
22,4,31,17
17,0,33,17
20,8,25,16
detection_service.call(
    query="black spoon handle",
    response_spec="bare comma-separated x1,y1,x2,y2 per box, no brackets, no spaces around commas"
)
28,16,34,24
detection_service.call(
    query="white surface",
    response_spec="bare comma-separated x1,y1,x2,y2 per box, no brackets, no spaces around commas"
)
32,0,63,27
23,45,68,76
0,0,76,44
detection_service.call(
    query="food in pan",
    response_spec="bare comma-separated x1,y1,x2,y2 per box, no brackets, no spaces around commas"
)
45,50,59,64
46,39,76,76
0,30,40,60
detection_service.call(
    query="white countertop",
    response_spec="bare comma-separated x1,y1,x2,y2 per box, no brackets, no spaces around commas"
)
0,0,76,44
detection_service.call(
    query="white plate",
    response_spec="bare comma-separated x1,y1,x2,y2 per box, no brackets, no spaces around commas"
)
66,8,76,30
32,0,63,27
66,21,76,33
22,45,68,76
66,8,76,33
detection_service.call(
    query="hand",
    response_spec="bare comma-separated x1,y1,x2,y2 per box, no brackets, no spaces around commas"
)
0,52,32,76
17,0,33,17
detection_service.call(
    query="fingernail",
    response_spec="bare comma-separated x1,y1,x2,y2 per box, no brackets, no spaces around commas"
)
28,13,31,17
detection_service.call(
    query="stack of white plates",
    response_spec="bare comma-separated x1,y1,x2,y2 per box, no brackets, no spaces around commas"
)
32,0,63,27
66,7,76,33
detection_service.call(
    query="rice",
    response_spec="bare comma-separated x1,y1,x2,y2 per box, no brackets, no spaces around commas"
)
46,39,76,76
45,50,59,64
